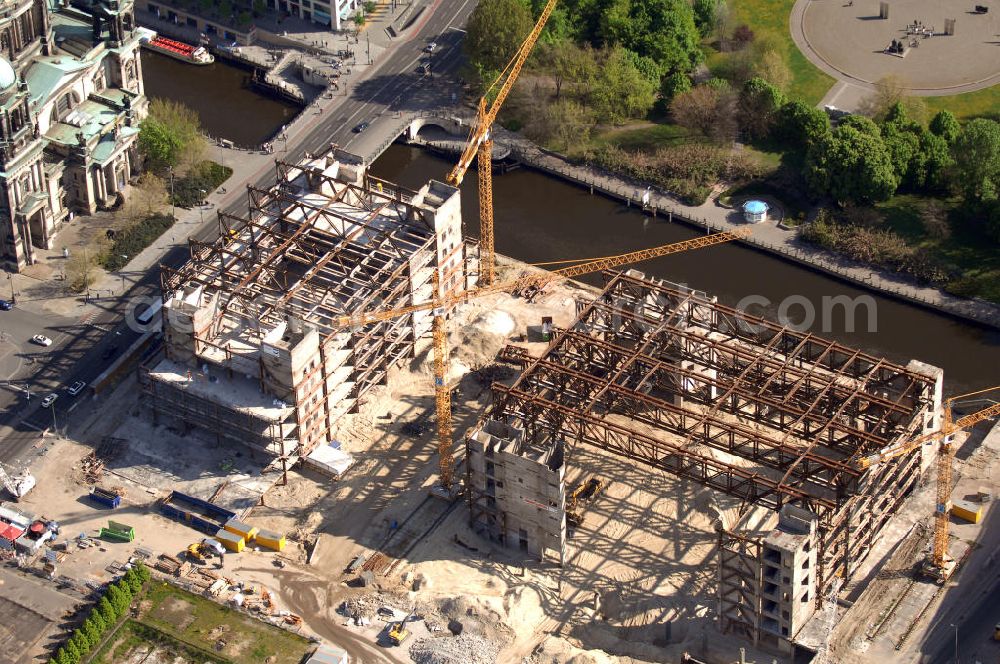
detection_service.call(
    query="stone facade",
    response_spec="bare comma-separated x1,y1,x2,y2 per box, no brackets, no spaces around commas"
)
0,0,146,272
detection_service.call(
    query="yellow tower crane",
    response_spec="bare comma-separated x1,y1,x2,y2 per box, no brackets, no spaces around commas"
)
445,0,559,285
858,386,1000,581
335,228,752,492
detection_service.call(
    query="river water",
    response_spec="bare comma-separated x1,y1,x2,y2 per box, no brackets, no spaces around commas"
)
141,50,299,147
371,144,1000,395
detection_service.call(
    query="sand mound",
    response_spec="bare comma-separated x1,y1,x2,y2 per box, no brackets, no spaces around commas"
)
472,310,516,337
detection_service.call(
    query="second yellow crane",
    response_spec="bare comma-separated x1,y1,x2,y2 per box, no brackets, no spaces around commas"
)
858,386,1000,581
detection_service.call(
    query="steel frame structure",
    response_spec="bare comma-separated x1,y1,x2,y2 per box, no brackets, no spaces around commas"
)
470,270,937,608
149,157,467,464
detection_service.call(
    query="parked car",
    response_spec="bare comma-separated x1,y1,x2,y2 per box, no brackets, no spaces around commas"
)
40,393,57,408
424,42,437,52
0,299,11,311
101,344,120,360
31,334,52,347
352,121,370,133
67,381,86,396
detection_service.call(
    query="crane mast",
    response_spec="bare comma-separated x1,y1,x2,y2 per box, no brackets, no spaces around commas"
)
446,0,559,284
857,388,1000,581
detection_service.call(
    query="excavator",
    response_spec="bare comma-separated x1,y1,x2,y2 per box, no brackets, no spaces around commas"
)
388,609,414,645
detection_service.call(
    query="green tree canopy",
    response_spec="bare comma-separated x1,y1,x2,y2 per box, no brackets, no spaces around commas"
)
838,114,880,136
738,76,785,140
598,0,702,74
952,118,1000,203
138,99,202,174
532,39,596,99
464,0,533,73
589,46,657,123
775,99,829,147
807,124,898,203
692,0,719,36
928,110,960,144
659,71,691,104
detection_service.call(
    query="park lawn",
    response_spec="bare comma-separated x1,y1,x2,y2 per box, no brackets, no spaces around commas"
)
103,582,314,664
924,86,1000,122
591,122,699,151
876,194,1000,303
728,0,835,104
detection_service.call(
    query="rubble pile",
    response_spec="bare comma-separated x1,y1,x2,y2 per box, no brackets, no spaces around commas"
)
409,633,501,664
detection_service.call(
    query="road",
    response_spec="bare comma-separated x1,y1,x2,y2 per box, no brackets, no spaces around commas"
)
919,504,1000,663
0,0,476,471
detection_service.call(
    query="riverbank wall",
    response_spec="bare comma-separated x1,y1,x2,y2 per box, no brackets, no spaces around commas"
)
478,129,1000,332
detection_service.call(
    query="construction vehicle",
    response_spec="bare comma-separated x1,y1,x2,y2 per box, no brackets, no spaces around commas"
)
388,610,414,646
0,464,35,500
186,538,225,563
445,0,558,285
858,386,1000,582
332,229,751,494
566,477,606,527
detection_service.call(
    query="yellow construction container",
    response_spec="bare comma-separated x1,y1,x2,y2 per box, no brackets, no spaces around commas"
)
214,528,246,552
224,518,259,542
255,529,286,552
951,499,982,524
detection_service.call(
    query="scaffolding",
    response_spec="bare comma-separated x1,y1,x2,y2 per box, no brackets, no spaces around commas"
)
468,270,940,644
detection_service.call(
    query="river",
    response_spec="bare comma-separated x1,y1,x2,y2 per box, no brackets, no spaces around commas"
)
140,50,300,147
371,144,1000,396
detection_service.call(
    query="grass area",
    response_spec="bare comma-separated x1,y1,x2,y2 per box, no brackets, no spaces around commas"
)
94,582,312,664
876,194,1000,303
100,213,175,271
925,86,1000,122
585,122,701,153
728,0,835,104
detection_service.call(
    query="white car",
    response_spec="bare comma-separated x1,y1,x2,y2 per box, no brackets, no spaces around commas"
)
31,334,52,347
424,42,437,52
67,381,86,396
40,393,57,408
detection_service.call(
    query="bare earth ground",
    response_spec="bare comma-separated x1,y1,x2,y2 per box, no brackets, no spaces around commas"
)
16,265,1000,664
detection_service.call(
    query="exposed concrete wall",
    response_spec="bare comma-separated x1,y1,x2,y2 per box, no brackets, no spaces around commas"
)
467,420,566,562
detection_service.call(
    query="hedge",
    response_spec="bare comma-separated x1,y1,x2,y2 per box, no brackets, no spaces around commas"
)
100,214,175,272
170,161,233,208
49,563,150,664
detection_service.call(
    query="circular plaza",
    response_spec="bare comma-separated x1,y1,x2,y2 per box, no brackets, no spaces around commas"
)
791,0,1000,94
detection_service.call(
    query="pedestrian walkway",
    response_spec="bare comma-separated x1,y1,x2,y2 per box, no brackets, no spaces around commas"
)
490,127,1000,330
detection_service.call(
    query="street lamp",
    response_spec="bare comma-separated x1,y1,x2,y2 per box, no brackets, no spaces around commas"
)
950,624,958,663
119,255,128,292
198,189,207,225
168,166,175,220
49,401,57,432
5,270,14,304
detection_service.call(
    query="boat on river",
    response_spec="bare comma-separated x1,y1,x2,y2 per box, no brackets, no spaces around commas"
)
142,36,214,65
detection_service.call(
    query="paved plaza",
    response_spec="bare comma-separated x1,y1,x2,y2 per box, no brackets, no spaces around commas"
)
793,0,1000,93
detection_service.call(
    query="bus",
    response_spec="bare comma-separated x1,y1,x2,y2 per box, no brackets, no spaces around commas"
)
136,298,163,325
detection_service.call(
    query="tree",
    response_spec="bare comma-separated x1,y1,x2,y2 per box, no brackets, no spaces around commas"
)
659,71,691,104
731,24,754,48
107,584,129,615
589,47,657,123
464,0,533,73
739,76,785,140
252,0,266,15
952,118,1000,203
692,0,719,37
858,74,927,124
81,617,102,649
61,641,80,664
138,99,202,174
929,110,960,144
363,0,376,12
66,249,98,293
135,562,151,584
776,99,829,148
69,631,89,657
533,40,596,99
598,0,702,75
526,99,594,151
754,48,791,92
807,124,898,203
96,596,117,625
670,82,736,140
352,12,365,26
124,568,143,593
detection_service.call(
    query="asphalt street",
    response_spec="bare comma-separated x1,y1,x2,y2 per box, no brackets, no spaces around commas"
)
0,0,476,471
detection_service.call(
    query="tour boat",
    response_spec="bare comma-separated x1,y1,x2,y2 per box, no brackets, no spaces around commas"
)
142,36,214,65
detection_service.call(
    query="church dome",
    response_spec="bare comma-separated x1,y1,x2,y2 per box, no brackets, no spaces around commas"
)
0,58,15,91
